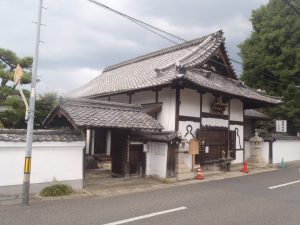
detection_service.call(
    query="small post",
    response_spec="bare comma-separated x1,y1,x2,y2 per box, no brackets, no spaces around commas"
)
22,0,44,206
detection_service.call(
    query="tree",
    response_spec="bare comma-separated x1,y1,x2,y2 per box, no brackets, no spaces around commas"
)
0,48,58,128
239,0,300,135
0,48,33,128
35,92,58,128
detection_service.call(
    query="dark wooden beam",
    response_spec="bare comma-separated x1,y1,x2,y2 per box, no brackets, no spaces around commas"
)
175,87,180,131
201,112,228,120
229,120,244,126
155,90,159,119
179,116,201,122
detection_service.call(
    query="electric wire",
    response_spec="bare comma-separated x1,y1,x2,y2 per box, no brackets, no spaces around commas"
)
87,0,244,73
87,0,298,87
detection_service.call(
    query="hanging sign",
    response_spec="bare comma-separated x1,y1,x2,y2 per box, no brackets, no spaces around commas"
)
276,120,287,133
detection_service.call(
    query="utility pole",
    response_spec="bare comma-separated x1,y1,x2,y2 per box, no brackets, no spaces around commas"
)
22,0,44,205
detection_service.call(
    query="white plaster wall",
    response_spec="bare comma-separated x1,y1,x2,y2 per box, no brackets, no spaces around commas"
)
157,87,176,131
0,141,84,187
178,121,200,169
244,141,251,160
232,151,244,164
230,99,243,122
110,94,129,103
202,118,228,127
131,90,155,104
202,93,215,113
146,142,168,179
230,125,244,150
273,140,300,164
180,89,200,117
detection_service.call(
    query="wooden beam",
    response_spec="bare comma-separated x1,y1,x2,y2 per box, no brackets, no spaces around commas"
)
179,116,201,122
201,112,228,120
229,121,244,126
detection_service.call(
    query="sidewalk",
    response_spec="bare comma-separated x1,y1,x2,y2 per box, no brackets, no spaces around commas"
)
0,165,278,206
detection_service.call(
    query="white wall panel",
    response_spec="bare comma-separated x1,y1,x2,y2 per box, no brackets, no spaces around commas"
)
0,141,84,187
157,88,176,131
131,91,156,104
110,94,129,103
180,89,200,117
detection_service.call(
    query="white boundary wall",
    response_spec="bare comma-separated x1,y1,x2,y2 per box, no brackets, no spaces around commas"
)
0,141,85,195
146,142,168,179
245,138,300,165
273,140,300,164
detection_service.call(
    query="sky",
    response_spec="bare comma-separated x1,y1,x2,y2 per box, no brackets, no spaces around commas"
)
0,0,268,95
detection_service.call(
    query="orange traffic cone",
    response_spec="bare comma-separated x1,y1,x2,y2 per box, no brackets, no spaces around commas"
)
195,163,205,180
241,160,249,173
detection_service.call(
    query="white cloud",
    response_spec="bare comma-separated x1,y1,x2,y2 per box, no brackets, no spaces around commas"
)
0,0,269,94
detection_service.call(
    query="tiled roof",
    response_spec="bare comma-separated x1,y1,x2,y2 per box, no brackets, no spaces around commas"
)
244,109,270,119
130,131,181,142
0,129,83,142
68,30,279,105
44,98,163,130
185,69,281,105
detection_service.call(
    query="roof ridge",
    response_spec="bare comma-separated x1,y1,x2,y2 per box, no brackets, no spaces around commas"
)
63,97,142,110
0,129,81,135
102,33,219,73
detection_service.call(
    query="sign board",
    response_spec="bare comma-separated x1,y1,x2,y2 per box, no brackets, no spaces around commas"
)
276,120,287,133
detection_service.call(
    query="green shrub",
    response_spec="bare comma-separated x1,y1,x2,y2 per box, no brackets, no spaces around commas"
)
40,184,73,197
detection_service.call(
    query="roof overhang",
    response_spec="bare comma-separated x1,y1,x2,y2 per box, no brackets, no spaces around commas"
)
43,98,163,131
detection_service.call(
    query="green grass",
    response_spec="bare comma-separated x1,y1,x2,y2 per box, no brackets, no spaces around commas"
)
40,184,73,197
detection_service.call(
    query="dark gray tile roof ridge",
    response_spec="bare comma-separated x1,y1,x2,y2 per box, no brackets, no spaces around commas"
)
0,129,81,135
102,31,223,73
63,97,142,111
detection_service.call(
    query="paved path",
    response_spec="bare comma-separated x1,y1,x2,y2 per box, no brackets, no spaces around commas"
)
0,166,299,225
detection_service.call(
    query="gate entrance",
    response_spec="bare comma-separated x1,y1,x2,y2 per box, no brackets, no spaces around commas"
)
196,127,236,164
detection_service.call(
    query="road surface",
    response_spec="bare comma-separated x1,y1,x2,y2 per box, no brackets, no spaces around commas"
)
0,166,299,225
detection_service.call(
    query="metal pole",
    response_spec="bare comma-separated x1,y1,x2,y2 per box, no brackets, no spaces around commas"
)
22,0,43,205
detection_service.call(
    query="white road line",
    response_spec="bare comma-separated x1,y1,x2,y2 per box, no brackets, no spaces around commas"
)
102,206,187,225
268,180,300,190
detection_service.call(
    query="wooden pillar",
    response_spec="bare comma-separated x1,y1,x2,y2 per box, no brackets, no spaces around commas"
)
175,87,180,131
155,90,159,119
91,129,95,155
200,92,203,126
124,138,130,180
227,99,231,158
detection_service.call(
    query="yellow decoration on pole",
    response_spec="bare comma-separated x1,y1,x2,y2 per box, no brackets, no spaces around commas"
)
14,64,23,85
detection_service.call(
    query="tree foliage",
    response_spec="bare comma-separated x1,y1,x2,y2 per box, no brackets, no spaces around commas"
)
0,48,33,128
239,0,300,134
0,48,58,128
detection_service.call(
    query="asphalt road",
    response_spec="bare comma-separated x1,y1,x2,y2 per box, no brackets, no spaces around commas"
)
0,166,300,225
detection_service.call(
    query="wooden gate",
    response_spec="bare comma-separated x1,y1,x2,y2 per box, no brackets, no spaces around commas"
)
129,144,146,175
197,127,236,164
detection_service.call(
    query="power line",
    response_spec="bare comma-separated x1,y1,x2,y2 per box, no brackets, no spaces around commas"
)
87,0,244,74
87,0,186,43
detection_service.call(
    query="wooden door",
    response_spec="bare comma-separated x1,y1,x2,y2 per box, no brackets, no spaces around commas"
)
129,145,145,175
167,144,176,177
